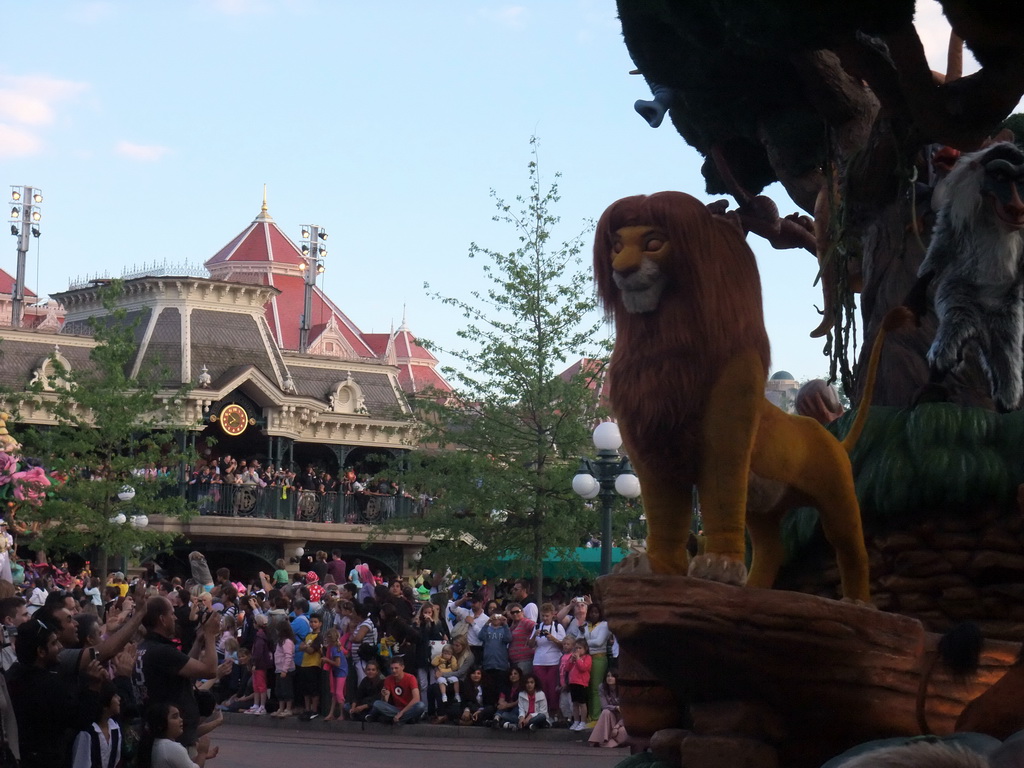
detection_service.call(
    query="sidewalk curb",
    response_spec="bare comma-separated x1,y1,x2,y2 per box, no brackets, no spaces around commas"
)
223,712,593,742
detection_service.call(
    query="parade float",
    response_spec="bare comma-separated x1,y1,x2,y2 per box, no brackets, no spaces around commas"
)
597,2,1024,766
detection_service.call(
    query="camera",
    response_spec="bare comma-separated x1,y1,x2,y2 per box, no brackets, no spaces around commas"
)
539,629,549,637
573,596,586,604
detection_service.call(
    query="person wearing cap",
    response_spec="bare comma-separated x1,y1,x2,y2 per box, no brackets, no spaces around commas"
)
305,571,324,609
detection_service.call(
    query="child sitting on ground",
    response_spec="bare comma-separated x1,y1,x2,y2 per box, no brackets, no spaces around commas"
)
516,673,551,731
432,643,461,704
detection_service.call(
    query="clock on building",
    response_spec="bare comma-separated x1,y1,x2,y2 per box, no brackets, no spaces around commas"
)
215,403,251,437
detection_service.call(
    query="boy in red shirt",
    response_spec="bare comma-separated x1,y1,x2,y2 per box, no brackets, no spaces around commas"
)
369,656,426,724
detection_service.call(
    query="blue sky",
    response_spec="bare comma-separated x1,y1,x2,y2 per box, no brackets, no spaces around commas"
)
0,1,991,383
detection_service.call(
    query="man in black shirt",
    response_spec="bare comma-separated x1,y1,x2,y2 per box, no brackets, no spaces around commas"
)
132,596,219,749
7,617,84,768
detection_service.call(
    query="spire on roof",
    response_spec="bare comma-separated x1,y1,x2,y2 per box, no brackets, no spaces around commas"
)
384,320,398,366
399,304,409,332
255,184,273,222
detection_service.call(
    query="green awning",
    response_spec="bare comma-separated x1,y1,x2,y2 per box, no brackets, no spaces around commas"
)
493,546,629,578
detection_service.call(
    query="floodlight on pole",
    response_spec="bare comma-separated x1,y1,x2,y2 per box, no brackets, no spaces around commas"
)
8,185,41,328
298,224,329,353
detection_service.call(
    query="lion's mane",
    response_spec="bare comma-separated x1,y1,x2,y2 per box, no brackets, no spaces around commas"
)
594,192,771,478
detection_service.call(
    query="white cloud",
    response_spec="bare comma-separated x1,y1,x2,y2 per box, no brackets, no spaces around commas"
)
115,141,171,161
0,75,89,126
0,123,42,158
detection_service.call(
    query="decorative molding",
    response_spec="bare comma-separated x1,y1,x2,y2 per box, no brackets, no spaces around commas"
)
29,345,73,392
328,372,366,415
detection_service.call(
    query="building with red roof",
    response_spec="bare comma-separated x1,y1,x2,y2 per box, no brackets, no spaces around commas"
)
0,193,450,580
205,197,451,394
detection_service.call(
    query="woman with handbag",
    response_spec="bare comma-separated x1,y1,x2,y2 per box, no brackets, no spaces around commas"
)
350,602,378,683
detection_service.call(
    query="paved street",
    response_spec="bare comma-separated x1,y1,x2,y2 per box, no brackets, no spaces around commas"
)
213,722,628,768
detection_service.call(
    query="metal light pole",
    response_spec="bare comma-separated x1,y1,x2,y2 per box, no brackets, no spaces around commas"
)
573,422,641,575
298,225,327,353
8,186,42,328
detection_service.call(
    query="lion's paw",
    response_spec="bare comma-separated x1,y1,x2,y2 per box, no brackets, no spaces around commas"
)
688,554,747,586
612,552,653,576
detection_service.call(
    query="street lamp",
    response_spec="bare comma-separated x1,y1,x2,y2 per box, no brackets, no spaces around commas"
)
107,487,147,575
573,421,641,575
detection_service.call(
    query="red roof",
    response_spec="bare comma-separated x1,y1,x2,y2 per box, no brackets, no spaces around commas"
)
0,268,37,298
363,333,390,357
400,363,451,394
206,202,305,269
365,323,450,393
279,276,374,356
364,327,438,364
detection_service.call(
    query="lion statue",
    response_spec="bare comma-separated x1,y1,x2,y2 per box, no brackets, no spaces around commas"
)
594,191,905,602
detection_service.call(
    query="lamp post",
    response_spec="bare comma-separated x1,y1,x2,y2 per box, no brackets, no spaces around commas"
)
572,422,641,575
298,225,328,353
8,185,42,328
107,486,148,575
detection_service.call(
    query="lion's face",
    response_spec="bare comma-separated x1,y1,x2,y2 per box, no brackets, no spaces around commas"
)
610,225,671,313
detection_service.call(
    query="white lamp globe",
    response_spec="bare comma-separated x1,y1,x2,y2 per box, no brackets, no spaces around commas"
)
294,546,305,558
615,473,642,499
109,513,127,525
134,514,149,528
118,486,136,502
572,473,601,500
592,421,622,451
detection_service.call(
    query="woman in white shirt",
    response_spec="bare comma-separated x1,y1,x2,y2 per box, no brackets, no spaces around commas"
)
138,703,216,768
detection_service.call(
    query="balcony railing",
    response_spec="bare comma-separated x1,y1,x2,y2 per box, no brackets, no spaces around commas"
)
183,483,425,523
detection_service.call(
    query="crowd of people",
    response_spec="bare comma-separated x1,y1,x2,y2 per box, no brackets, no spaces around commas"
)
0,553,627,768
187,455,404,500
184,455,427,521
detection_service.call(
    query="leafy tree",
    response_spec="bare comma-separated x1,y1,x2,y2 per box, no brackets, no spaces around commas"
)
395,138,613,598
6,282,196,573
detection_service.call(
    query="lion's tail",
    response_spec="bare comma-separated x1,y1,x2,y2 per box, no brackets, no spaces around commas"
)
841,306,914,452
